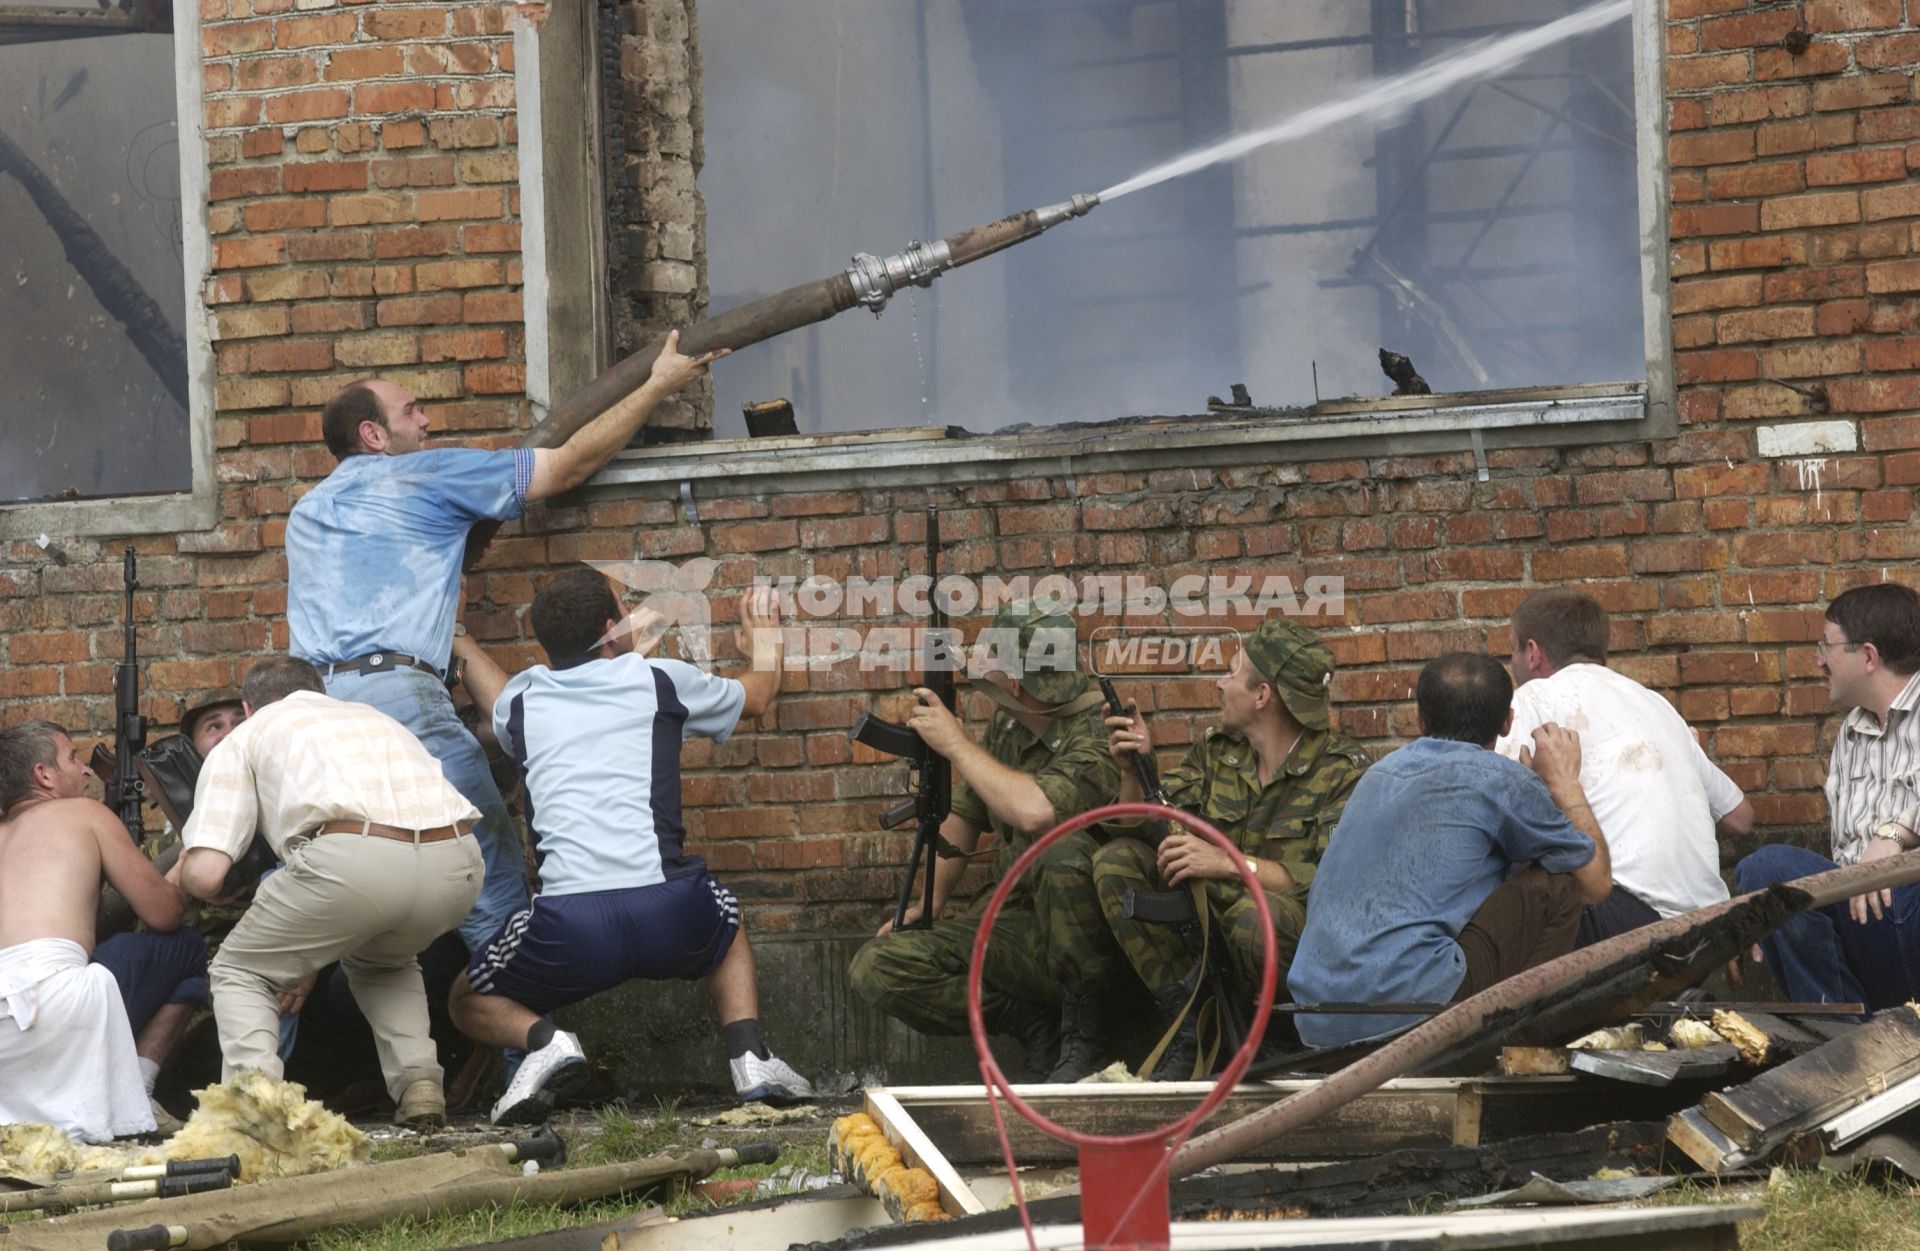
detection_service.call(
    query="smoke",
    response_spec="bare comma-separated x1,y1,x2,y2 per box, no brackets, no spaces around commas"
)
697,0,1646,435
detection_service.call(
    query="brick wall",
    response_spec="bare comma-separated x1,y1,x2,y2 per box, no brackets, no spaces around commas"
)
4,1,1920,934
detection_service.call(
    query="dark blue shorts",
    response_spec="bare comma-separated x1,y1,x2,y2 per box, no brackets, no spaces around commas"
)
464,874,740,1016
93,929,210,1033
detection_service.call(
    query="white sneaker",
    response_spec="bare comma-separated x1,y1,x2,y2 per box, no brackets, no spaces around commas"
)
730,1051,815,1104
489,1031,587,1125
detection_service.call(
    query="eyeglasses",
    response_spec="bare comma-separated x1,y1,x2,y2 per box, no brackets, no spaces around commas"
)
1817,638,1863,659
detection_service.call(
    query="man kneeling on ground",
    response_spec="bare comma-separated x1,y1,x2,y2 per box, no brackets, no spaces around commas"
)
450,568,810,1122
1288,652,1612,1049
0,721,188,1141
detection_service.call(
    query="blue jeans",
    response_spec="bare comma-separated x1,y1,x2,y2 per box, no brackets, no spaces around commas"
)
1734,843,1920,1012
93,929,209,1033
323,666,530,953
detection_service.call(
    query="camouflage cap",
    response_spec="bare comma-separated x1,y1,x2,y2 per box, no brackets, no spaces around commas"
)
180,693,246,742
1242,617,1334,731
981,598,1087,706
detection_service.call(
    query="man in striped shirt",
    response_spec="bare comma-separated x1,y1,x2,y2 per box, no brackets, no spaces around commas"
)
1734,584,1920,1010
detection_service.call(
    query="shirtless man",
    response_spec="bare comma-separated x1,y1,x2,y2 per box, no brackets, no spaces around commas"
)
0,721,187,1141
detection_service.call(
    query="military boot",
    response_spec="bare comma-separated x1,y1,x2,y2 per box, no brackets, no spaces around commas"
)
1147,980,1203,1082
987,998,1061,1083
1045,980,1108,1084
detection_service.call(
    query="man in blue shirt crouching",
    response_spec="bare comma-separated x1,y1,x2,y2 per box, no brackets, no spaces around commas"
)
449,567,810,1122
1288,652,1613,1049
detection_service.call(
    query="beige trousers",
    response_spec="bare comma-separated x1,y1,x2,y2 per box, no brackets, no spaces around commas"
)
209,831,483,1099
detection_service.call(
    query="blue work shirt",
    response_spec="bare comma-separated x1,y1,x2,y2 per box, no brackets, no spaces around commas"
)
1288,737,1594,1048
286,448,533,671
493,652,746,895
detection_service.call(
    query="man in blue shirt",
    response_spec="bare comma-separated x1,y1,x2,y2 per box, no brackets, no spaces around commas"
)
285,334,717,956
1289,652,1612,1049
448,567,809,1121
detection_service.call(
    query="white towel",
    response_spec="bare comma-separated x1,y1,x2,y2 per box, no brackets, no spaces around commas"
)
0,938,154,1143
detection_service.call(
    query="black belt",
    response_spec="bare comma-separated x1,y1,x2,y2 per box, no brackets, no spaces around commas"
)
327,652,442,679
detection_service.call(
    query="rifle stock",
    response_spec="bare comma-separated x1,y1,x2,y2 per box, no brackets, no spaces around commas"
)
108,546,146,841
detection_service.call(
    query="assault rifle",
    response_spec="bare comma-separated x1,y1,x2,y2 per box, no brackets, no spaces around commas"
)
849,508,957,931
1097,672,1252,1072
90,546,147,842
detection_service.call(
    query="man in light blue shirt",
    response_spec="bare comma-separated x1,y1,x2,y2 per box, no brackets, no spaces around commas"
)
285,333,717,955
448,568,809,1121
1289,652,1612,1049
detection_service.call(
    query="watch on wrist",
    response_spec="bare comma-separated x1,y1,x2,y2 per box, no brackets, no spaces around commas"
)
1874,820,1915,850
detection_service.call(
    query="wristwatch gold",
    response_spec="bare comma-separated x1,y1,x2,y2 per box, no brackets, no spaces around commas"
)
1874,820,1915,850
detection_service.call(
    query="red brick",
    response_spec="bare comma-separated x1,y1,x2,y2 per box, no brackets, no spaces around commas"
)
248,339,333,372
419,329,507,362
275,12,356,48
1755,42,1853,81
1705,159,1805,198
1673,203,1762,237
1671,128,1757,167
1866,338,1920,371
416,189,503,222
353,82,436,115
1860,106,1920,143
1867,259,1920,293
203,19,272,55
235,54,317,91
290,301,369,334
1762,265,1867,302
1863,183,1920,221
1669,53,1753,93
415,259,505,291
328,193,413,227
1807,148,1911,187
1814,73,1913,111
1717,306,1817,342
1630,538,1729,574
375,295,462,326
324,45,404,80
363,8,446,39
1760,191,1861,231
1701,10,1805,51
242,198,327,231
1832,376,1920,412
239,128,284,159
212,235,286,270
1707,84,1812,126
264,88,350,124
371,156,456,189
462,222,519,253
207,165,281,201
445,297,515,332
1805,0,1904,32
1707,236,1808,270
1758,340,1863,377
1673,273,1764,314
282,159,368,192
1815,298,1872,334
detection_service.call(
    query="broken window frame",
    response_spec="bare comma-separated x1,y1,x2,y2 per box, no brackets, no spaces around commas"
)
0,0,218,541
523,0,1671,499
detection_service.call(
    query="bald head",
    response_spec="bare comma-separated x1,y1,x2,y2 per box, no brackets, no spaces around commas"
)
321,379,429,458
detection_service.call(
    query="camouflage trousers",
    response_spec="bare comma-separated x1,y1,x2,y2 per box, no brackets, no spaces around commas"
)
1090,837,1306,997
848,830,1117,1034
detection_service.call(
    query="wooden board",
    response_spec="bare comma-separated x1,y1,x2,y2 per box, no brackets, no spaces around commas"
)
1700,1007,1920,1150
871,1078,1665,1166
863,1090,988,1218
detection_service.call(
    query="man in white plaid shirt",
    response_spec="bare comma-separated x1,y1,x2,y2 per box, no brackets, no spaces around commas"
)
176,657,484,1129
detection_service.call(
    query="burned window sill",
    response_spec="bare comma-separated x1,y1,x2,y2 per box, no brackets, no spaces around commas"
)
588,383,1655,496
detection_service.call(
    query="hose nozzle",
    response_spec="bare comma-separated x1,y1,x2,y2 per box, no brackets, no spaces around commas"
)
1034,193,1100,230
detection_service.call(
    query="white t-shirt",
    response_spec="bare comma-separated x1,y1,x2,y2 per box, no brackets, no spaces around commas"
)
1494,663,1743,918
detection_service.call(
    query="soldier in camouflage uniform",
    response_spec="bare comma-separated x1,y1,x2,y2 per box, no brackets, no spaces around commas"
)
1093,617,1368,1077
848,601,1119,1080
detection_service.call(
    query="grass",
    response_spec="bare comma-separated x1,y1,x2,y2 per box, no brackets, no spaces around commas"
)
306,1101,836,1251
1653,1168,1920,1251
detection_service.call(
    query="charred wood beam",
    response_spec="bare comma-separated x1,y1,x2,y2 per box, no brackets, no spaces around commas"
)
1169,851,1920,1180
0,125,188,409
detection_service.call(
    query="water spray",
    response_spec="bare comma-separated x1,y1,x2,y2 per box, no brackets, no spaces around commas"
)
1099,0,1632,202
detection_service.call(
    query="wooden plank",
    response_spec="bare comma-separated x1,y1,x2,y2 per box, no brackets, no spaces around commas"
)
1700,1007,1920,1150
876,1078,1644,1166
1666,1106,1757,1175
863,1089,987,1217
